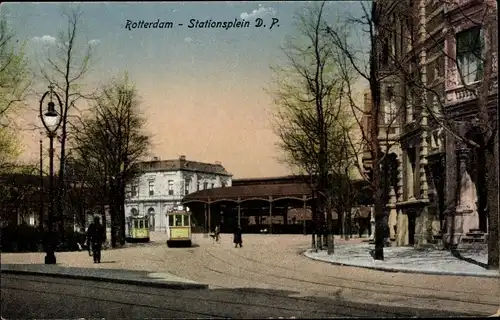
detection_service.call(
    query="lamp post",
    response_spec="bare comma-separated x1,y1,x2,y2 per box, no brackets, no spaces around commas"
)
39,133,44,233
39,84,63,265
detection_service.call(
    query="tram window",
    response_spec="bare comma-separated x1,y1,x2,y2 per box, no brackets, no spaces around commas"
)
183,216,189,226
169,215,174,227
175,215,182,226
145,219,149,229
139,220,144,229
134,220,139,229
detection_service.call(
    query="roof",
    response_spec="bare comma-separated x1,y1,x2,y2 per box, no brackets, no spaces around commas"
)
233,175,309,186
137,157,231,176
183,182,312,203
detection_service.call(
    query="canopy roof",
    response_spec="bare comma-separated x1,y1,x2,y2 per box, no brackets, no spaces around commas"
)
182,183,312,204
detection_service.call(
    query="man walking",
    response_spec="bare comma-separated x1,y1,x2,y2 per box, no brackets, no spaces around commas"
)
87,216,105,263
233,226,243,248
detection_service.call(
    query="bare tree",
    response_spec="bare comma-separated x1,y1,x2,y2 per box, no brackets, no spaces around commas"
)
0,13,30,171
324,0,405,260
36,7,95,238
71,74,150,247
270,2,357,254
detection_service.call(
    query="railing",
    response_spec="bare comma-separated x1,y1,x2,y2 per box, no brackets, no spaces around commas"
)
445,78,498,105
443,0,476,12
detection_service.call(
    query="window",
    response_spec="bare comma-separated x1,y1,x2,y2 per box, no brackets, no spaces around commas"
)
203,182,208,189
168,180,174,195
384,87,397,125
168,215,174,227
385,100,397,125
131,184,138,197
184,179,190,195
197,181,200,191
221,181,226,188
175,215,183,226
183,215,189,227
456,26,483,84
211,182,215,189
148,181,154,196
381,39,389,66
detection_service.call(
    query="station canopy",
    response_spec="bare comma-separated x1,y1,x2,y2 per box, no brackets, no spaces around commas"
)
182,182,312,204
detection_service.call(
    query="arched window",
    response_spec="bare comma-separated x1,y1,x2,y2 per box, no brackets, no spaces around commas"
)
131,208,139,216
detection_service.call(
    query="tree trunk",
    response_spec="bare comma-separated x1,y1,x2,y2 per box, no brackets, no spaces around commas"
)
119,177,126,246
311,190,317,249
369,0,384,260
109,185,119,248
326,194,334,255
486,145,499,269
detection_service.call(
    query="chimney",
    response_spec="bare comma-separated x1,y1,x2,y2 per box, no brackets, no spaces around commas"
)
179,155,186,161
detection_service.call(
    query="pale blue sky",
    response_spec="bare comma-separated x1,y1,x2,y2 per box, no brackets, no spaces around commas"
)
4,1,369,178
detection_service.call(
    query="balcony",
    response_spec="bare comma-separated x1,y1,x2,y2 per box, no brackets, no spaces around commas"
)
445,77,498,106
444,0,481,13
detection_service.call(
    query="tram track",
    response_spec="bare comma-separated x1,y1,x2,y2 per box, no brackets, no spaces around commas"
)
229,246,496,298
198,249,425,318
1,278,222,318
201,247,498,311
1,274,342,318
137,251,415,317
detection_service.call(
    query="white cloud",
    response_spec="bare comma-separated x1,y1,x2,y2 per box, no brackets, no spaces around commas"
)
31,35,56,44
88,39,100,46
240,6,277,20
184,37,193,43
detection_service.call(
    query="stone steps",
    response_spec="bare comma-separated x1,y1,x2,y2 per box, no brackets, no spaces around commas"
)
459,230,487,249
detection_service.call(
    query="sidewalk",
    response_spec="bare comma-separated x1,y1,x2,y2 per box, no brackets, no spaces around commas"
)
0,263,208,290
304,243,500,278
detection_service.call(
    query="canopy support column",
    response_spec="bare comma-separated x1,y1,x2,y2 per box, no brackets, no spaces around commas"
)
204,203,208,236
208,198,211,233
303,195,307,235
237,197,241,228
269,196,273,234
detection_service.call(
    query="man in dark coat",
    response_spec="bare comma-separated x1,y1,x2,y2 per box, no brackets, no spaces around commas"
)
233,226,242,248
87,216,105,263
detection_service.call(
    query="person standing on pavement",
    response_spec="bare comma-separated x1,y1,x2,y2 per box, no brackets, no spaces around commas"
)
233,226,243,248
214,224,221,243
87,216,105,263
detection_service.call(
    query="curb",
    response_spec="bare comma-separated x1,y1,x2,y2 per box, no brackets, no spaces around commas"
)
303,249,500,278
1,269,209,290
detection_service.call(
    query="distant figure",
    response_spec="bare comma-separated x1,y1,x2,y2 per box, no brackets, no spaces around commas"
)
214,224,221,243
233,226,243,248
87,216,105,263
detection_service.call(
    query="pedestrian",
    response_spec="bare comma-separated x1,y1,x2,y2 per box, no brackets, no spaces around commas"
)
233,226,242,248
214,224,221,243
87,216,105,263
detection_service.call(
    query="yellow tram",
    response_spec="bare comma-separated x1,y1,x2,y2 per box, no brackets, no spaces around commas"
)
127,215,150,243
166,209,192,247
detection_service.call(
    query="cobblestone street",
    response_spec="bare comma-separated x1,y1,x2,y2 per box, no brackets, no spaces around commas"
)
2,233,499,316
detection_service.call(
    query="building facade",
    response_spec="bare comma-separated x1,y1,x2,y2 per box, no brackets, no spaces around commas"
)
124,155,232,233
365,0,498,247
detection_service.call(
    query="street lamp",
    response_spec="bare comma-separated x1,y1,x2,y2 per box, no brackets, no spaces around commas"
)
39,84,63,265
